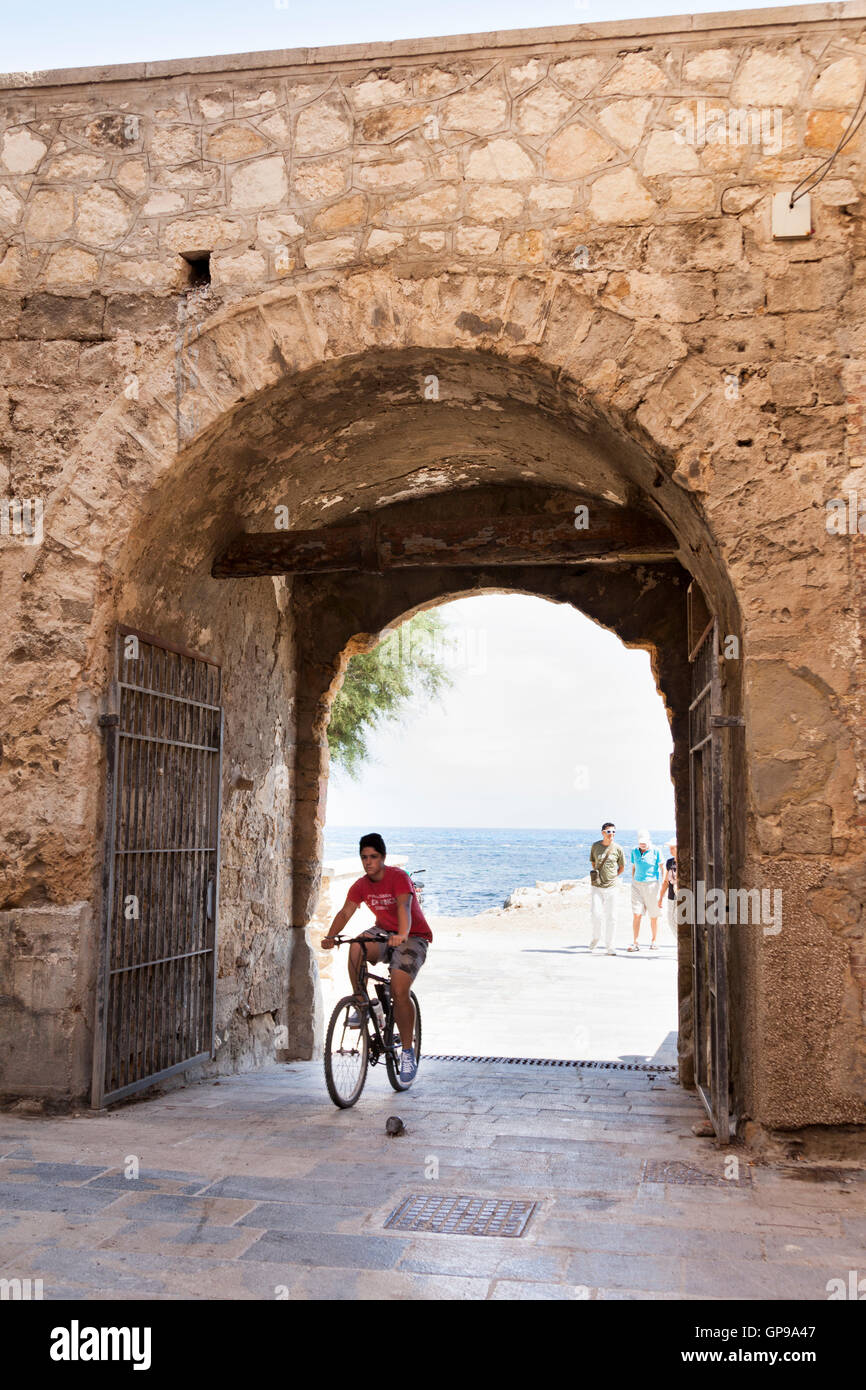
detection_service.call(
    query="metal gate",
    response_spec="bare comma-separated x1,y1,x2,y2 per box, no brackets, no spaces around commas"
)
688,604,731,1141
92,627,223,1108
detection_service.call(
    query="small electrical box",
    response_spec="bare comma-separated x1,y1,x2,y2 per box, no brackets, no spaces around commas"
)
772,191,812,239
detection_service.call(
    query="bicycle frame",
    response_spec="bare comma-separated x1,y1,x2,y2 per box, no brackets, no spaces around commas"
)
332,932,396,1065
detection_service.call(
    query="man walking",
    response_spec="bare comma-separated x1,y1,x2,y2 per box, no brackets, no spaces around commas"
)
628,829,662,952
588,822,625,954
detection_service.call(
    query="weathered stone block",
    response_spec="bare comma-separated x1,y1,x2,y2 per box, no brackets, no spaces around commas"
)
466,139,534,182
104,293,179,336
781,802,833,855
20,293,106,340
0,127,48,173
296,95,352,155
589,168,656,223
768,361,816,407
545,123,616,180
229,155,289,210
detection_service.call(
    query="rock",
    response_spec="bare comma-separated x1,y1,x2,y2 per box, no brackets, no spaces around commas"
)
141,192,185,217
313,195,367,233
597,99,652,150
456,225,500,255
443,87,508,135
601,54,668,94
207,125,269,161
515,82,574,136
1,127,48,174
668,178,716,213
552,57,608,98
469,186,524,220
509,58,546,90
466,139,534,182
385,1116,407,1136
257,213,304,244
360,106,427,142
151,126,200,164
684,49,736,83
44,248,100,286
546,123,616,180
385,187,458,223
210,248,267,286
643,130,701,176
302,236,357,268
24,190,75,240
229,155,288,209
529,183,574,210
116,158,148,194
296,96,352,155
77,186,133,244
295,158,348,202
366,229,404,257
349,74,412,109
43,153,107,180
163,215,243,253
590,168,656,224
810,56,864,106
806,110,850,149
356,159,426,191
731,51,804,107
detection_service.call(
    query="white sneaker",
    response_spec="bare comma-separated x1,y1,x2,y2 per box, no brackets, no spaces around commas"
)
606,949,616,955
588,939,599,951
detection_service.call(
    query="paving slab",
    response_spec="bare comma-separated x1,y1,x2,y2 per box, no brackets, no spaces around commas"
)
0,1058,862,1300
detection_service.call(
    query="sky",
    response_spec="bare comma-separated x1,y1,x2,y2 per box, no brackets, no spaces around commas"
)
3,0,792,73
326,594,676,829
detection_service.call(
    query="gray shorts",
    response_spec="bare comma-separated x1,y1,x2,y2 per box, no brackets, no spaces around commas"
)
359,930,429,981
631,879,662,917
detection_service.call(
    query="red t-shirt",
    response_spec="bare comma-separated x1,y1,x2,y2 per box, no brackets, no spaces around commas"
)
347,866,433,941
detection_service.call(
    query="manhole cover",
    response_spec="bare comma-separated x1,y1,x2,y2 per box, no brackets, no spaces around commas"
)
642,1159,752,1188
384,1194,535,1237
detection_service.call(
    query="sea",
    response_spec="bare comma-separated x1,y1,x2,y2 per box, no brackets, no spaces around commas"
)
323,825,677,917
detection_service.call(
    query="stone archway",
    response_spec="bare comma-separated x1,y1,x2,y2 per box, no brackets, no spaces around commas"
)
1,266,862,1146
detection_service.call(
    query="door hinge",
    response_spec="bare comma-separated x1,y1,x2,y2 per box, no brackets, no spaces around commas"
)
711,715,744,728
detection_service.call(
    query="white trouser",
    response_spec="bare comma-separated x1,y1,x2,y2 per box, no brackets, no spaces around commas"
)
590,885,617,949
665,895,678,940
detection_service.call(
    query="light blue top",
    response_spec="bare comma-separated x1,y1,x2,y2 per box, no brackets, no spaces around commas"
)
631,845,662,882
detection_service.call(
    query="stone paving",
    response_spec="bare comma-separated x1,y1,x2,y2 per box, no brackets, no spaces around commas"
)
1,1060,863,1301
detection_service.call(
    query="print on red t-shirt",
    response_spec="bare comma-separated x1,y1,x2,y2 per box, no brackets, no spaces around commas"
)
347,865,433,942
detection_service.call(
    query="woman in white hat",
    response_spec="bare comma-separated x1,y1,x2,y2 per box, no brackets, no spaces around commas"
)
628,829,663,951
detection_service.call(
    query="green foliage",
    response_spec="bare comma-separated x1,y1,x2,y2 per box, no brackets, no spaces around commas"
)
328,610,453,778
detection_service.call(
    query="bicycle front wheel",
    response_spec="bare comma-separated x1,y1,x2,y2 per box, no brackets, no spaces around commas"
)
385,990,422,1092
324,996,369,1108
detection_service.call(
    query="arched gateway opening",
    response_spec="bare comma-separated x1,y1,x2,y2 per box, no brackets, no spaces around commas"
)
10,266,858,1147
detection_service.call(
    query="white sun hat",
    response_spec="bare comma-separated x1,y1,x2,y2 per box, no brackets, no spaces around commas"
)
637,828,651,845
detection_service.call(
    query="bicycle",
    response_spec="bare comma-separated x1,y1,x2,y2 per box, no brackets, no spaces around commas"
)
323,931,422,1109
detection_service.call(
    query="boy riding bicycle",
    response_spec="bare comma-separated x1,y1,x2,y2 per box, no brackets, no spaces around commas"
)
321,832,432,1083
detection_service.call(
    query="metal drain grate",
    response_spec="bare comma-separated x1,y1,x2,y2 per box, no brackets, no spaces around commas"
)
642,1159,752,1188
424,1055,676,1073
385,1193,535,1238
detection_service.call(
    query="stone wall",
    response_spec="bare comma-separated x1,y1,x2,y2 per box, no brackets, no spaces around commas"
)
0,5,864,1133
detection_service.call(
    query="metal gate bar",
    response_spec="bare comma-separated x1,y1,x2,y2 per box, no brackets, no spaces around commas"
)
92,628,223,1108
688,608,730,1142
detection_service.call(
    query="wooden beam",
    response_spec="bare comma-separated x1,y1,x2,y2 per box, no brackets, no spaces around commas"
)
211,510,678,578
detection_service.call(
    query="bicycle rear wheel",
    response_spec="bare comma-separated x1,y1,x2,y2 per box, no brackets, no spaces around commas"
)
385,990,422,1092
324,996,369,1108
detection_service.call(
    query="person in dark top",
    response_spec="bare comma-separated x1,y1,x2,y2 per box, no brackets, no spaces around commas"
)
658,839,678,941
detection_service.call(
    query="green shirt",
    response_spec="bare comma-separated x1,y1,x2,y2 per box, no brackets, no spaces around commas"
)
590,840,625,887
